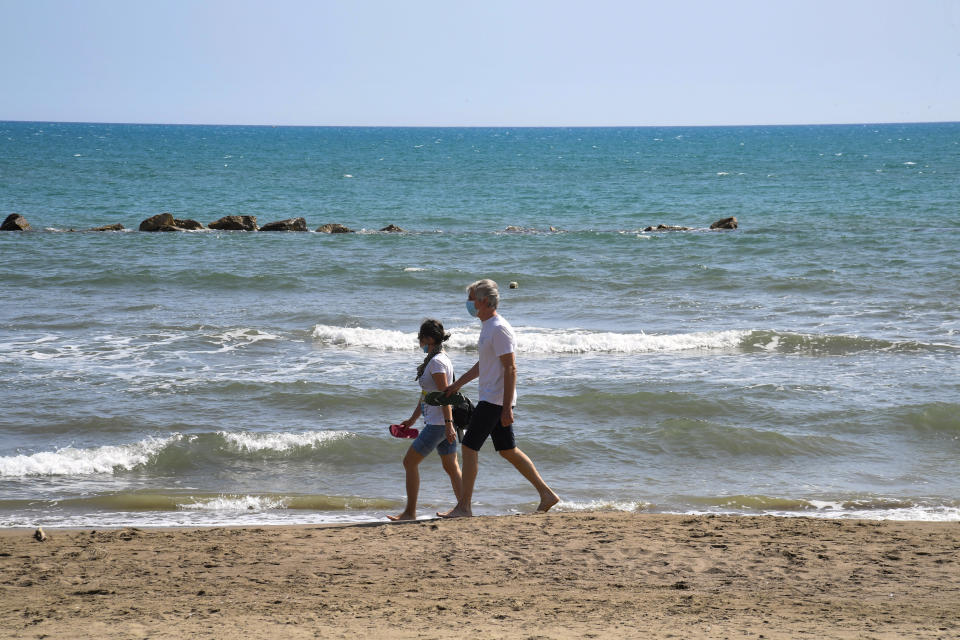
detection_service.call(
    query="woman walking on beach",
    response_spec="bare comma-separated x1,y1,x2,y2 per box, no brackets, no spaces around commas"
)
387,319,463,521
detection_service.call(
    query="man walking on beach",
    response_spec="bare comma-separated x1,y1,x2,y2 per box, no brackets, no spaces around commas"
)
439,279,559,518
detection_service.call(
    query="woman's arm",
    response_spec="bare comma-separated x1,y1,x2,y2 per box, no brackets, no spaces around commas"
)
432,371,456,443
402,402,422,428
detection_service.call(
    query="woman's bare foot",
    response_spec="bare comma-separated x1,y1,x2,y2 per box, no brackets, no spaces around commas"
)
437,505,472,518
387,512,416,521
536,492,560,513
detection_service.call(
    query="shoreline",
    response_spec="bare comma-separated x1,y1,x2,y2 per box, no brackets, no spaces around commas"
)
4,507,960,533
2,512,958,639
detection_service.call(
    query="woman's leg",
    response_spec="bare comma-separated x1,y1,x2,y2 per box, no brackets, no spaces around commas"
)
438,445,477,518
387,446,426,521
439,451,463,503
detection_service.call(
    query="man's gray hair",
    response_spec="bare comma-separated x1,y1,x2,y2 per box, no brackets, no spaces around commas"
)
468,279,500,309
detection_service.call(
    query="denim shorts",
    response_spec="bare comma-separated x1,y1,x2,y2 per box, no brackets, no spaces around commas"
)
411,424,458,457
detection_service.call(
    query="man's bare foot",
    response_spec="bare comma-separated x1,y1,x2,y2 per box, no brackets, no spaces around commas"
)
387,512,416,521
437,505,472,519
536,492,560,513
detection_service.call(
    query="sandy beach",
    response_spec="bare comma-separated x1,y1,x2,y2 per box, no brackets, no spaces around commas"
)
1,512,958,639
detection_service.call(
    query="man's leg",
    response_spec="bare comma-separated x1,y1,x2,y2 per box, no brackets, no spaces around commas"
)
438,445,477,518
499,447,560,512
439,452,463,503
439,401,501,518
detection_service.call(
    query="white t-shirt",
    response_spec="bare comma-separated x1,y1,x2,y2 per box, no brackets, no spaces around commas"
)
477,314,516,406
418,351,454,425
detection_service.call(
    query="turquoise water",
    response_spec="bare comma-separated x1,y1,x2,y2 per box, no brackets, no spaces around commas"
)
1,121,958,527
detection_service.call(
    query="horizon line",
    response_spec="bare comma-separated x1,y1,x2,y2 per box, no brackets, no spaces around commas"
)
2,118,959,129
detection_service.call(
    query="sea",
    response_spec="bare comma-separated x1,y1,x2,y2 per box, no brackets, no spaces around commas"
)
1,121,958,528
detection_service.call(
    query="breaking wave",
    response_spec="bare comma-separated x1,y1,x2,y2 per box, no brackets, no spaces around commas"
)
311,324,750,354
0,430,353,477
555,495,960,521
740,330,958,355
311,325,957,356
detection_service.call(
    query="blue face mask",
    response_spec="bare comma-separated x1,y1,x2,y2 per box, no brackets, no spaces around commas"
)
421,344,431,353
466,299,479,317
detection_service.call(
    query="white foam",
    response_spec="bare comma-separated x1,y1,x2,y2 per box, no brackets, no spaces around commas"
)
767,504,960,522
2,327,282,374
209,328,280,352
403,267,428,272
220,430,351,452
0,510,383,529
555,499,650,512
311,325,414,350
756,335,780,352
0,435,177,477
311,324,750,354
178,495,287,511
514,328,749,354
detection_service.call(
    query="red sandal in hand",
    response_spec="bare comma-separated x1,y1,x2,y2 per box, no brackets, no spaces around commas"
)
388,423,419,439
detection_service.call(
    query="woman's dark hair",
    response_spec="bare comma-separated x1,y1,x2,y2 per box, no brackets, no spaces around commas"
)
416,318,451,380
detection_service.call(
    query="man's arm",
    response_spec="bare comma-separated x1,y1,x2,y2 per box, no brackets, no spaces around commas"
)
446,362,479,395
499,352,516,426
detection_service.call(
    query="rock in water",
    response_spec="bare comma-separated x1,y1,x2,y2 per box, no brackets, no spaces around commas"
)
139,214,204,232
34,527,47,542
139,213,176,231
316,223,354,233
208,215,259,231
173,219,204,231
1,214,32,231
88,223,125,232
261,218,308,232
509,281,519,289
643,224,692,232
379,224,404,233
710,216,738,230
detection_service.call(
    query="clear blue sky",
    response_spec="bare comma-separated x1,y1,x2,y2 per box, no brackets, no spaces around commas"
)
1,0,958,126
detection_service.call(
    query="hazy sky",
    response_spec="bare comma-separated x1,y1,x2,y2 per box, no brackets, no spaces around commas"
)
2,0,958,126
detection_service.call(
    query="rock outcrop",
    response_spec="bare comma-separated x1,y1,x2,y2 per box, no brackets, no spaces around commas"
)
139,213,176,231
710,217,738,230
1,214,31,231
316,223,354,233
89,223,125,232
209,215,259,231
174,219,204,231
139,214,204,232
643,224,693,232
380,224,404,233
260,217,308,232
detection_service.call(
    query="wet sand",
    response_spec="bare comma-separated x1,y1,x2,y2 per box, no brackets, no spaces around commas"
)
1,512,958,639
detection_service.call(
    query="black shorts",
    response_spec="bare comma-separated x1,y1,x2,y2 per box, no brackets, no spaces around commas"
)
460,401,516,452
